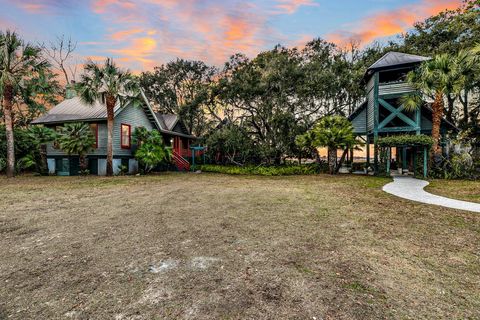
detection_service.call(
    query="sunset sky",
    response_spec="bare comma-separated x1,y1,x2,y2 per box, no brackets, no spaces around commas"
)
0,0,463,71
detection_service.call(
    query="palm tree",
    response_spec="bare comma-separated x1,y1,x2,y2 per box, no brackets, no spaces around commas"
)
403,53,468,159
295,129,321,164
57,122,95,172
0,30,49,177
312,116,357,174
26,126,57,175
76,58,139,176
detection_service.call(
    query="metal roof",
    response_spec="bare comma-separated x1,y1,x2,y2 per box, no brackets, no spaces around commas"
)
31,97,121,124
155,113,178,131
368,52,430,71
32,93,197,139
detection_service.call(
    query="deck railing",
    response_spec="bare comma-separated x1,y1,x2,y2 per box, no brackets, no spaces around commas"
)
379,82,415,96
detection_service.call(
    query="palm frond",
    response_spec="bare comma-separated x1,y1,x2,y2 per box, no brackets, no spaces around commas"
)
400,94,423,112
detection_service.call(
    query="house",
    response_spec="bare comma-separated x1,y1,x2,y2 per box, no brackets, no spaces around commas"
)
31,91,196,175
349,52,457,177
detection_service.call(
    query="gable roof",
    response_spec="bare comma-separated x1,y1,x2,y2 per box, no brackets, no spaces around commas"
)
368,52,430,71
31,97,122,124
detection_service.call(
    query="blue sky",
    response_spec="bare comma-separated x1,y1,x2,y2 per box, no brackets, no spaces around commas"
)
0,0,462,71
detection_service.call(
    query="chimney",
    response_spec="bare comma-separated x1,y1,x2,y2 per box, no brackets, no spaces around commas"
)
65,80,77,99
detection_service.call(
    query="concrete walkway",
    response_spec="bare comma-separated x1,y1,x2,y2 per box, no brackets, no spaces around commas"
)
383,176,480,213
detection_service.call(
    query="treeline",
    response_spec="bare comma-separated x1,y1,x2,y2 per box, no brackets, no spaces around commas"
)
139,0,480,165
1,0,480,171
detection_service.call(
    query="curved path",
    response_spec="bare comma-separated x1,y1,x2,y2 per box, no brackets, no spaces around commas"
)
383,176,480,213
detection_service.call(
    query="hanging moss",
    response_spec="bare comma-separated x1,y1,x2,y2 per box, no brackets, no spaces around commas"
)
378,134,434,148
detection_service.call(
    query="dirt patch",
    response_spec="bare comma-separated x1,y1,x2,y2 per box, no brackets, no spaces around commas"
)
0,173,479,319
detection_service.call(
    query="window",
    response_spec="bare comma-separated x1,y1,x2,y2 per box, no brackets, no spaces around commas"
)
121,124,131,149
90,124,98,149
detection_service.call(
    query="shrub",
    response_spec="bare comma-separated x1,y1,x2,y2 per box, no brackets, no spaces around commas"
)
199,163,327,176
134,129,171,173
56,123,95,171
378,134,434,147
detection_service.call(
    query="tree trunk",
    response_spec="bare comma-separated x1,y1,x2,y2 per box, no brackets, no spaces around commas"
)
327,147,337,175
461,91,469,128
445,95,455,125
3,84,15,178
106,95,116,176
335,149,348,174
40,144,48,175
431,92,444,159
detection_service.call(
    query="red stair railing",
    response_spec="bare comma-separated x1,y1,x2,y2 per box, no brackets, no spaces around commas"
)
172,149,190,171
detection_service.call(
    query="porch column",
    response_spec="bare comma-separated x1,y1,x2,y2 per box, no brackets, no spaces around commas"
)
423,146,428,178
191,150,195,172
402,147,407,173
366,138,370,169
413,147,417,177
374,135,379,175
386,147,391,176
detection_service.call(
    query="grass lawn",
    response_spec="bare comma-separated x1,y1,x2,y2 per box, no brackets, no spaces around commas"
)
1,173,479,319
427,179,480,203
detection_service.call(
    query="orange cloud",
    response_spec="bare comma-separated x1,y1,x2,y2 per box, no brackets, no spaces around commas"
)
109,28,144,41
327,0,463,47
92,0,136,14
18,3,47,13
275,0,318,14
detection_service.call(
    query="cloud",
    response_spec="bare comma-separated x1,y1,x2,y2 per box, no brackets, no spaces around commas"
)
274,0,318,14
87,0,272,68
327,0,463,47
109,28,144,41
91,0,136,14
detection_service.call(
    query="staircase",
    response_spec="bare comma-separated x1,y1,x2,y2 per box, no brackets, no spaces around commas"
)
172,150,190,171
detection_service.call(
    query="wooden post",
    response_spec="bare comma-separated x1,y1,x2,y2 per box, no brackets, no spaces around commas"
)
402,147,407,173
416,109,421,135
366,137,370,172
373,72,379,175
386,147,391,176
374,136,379,175
423,146,428,178
413,147,417,177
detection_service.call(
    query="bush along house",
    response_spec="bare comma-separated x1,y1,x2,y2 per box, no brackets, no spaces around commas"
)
32,89,197,175
348,52,457,177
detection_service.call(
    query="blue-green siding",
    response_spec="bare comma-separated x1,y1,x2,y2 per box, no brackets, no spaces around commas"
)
45,102,154,157
113,103,153,156
352,107,367,134
366,77,375,132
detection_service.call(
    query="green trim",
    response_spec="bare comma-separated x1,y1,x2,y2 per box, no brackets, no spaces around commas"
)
379,126,419,133
378,104,406,129
415,108,421,134
378,99,417,128
373,73,379,174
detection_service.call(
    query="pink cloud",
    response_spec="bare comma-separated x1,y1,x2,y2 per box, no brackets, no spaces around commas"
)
327,0,463,47
275,0,318,14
